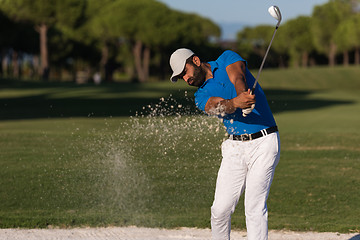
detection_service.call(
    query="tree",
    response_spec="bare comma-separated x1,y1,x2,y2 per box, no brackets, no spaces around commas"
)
311,0,353,66
280,16,315,67
0,0,87,80
334,13,360,65
351,14,360,65
236,25,277,68
86,0,220,82
334,18,353,65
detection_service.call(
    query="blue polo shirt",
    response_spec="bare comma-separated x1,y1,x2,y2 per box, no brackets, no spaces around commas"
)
194,50,276,135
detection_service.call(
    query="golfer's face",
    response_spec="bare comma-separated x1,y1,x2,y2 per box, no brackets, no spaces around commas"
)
181,63,195,85
181,63,205,87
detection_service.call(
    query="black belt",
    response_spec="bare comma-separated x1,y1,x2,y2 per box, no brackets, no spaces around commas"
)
229,126,278,142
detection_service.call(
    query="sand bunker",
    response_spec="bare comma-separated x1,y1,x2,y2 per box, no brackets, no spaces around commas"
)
1,227,359,240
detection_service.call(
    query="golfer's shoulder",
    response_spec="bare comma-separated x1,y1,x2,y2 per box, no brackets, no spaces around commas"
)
217,50,238,60
217,50,245,66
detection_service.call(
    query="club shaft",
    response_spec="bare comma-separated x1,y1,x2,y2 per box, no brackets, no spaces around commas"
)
250,26,279,94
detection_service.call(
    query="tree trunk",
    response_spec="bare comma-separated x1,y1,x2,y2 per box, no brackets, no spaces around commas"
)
328,42,337,67
133,40,146,82
100,44,108,70
309,57,316,67
100,44,110,82
291,57,299,68
159,51,167,80
38,23,49,80
343,51,349,66
301,52,309,68
355,47,360,65
143,46,150,81
32,55,40,79
278,55,286,68
0,50,3,76
12,50,19,78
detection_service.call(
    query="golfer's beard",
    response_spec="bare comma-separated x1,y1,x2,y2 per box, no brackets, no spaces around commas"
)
189,65,206,87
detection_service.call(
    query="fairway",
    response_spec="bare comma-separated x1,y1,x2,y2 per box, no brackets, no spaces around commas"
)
0,66,359,233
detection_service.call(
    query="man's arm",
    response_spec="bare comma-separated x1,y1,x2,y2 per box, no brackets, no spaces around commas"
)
204,61,255,115
226,61,248,94
204,90,255,115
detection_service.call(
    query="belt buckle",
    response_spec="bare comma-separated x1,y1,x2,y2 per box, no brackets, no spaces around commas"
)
240,133,251,141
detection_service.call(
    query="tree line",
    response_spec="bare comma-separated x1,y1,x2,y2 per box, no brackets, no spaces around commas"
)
0,0,220,82
237,0,360,68
0,0,359,83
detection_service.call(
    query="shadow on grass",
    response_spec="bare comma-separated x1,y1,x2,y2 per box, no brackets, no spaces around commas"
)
265,89,354,114
349,235,360,240
0,80,354,120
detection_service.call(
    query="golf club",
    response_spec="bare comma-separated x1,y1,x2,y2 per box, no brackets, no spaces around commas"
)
243,6,282,117
251,6,282,94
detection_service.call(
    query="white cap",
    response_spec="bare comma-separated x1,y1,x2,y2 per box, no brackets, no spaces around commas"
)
169,48,194,82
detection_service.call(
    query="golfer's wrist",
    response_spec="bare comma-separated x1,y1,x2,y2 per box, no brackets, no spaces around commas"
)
220,99,237,114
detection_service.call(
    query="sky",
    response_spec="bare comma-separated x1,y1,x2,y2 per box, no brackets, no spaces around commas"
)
156,0,329,40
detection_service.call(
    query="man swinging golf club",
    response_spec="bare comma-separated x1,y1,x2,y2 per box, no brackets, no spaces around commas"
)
169,6,282,240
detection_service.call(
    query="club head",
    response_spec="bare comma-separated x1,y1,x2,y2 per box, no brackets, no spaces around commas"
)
268,6,282,27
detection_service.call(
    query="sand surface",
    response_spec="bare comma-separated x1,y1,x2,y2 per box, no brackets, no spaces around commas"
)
1,227,360,240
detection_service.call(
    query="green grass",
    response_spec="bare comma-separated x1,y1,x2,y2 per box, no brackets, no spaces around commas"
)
0,66,359,233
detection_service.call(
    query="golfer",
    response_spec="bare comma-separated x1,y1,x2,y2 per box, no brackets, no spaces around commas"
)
169,48,280,240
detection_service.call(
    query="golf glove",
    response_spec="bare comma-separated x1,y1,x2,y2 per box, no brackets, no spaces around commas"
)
242,104,255,117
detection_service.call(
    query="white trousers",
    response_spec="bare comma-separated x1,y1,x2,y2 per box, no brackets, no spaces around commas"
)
211,132,280,240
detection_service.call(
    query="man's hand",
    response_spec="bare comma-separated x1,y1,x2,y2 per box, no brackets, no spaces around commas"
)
232,89,256,109
242,103,255,117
